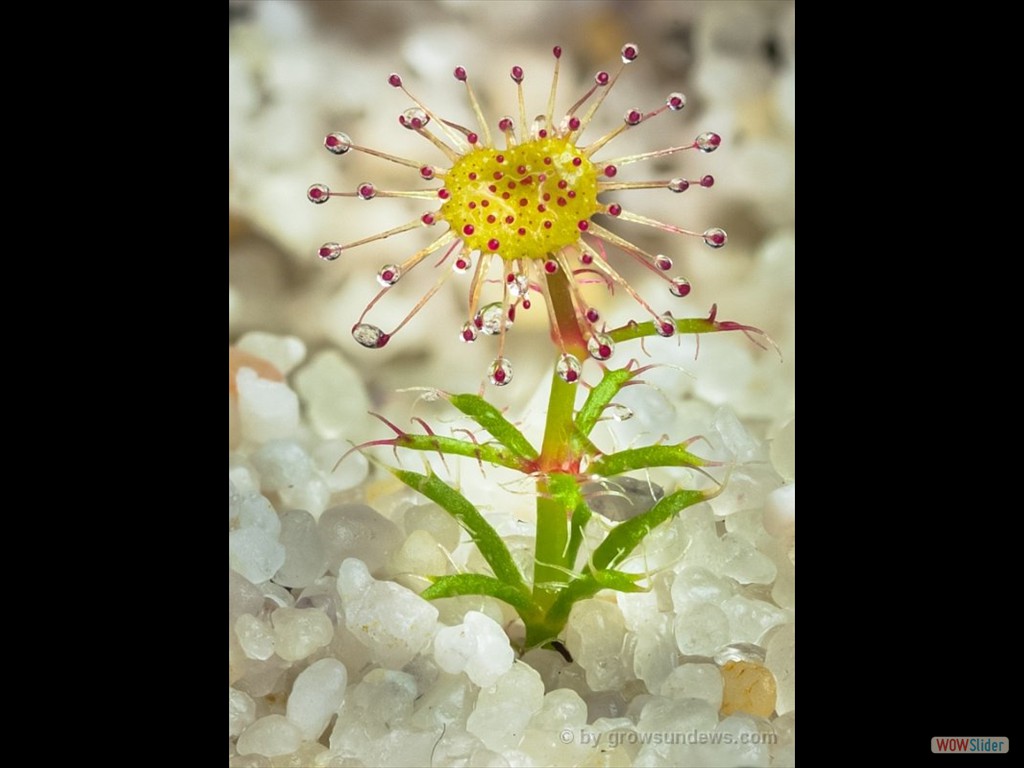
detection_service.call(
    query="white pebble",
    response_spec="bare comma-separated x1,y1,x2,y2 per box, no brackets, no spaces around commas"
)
528,688,588,730
718,533,777,585
274,510,327,589
393,529,448,579
235,614,276,660
660,663,723,709
286,657,348,741
250,439,315,492
402,503,462,552
671,566,736,612
236,493,282,537
719,595,789,645
434,610,514,688
674,602,730,656
230,527,287,584
318,505,403,575
314,440,369,493
229,686,256,738
236,367,300,444
763,483,795,539
293,350,371,440
769,418,795,482
765,622,795,714
236,331,307,375
632,617,677,694
337,558,438,668
279,476,332,521
467,661,545,752
271,607,334,661
565,600,629,693
236,714,303,757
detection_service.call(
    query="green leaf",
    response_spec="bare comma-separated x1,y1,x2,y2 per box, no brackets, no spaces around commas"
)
393,433,527,472
420,574,537,616
445,393,539,460
545,568,647,627
573,367,636,440
591,487,711,571
387,467,529,592
588,443,713,477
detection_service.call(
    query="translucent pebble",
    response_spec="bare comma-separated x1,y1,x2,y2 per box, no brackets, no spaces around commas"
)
660,663,723,709
251,440,315,493
318,504,403,576
720,660,777,717
230,457,261,497
719,595,789,645
467,661,545,752
632,617,677,694
671,567,737,611
713,714,772,767
236,715,303,757
230,527,287,584
314,440,369,493
294,351,372,441
713,407,765,464
351,323,387,349
566,600,628,692
235,614,276,660
278,477,332,522
769,418,795,482
586,332,615,361
764,623,795,715
637,696,718,744
487,357,513,386
236,368,300,443
702,227,728,248
324,131,352,155
230,569,265,625
274,510,327,588
403,503,461,552
236,493,281,537
230,686,257,738
287,657,348,741
270,607,334,661
230,753,272,767
268,742,328,766
763,483,795,539
434,610,515,688
236,332,307,376
718,533,777,585
337,558,439,668
392,529,448,579
528,688,588,730
674,602,730,655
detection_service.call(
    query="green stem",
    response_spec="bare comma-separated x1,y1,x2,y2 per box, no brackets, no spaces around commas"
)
532,267,588,612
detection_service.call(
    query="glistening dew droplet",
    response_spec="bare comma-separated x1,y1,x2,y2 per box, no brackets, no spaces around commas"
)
669,277,692,298
587,333,615,361
324,132,352,154
695,132,722,152
488,357,513,386
352,323,389,348
475,302,513,336
318,242,342,261
655,312,677,338
702,228,728,248
556,353,582,383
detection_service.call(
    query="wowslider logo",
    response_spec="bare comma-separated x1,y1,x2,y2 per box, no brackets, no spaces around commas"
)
931,737,1008,754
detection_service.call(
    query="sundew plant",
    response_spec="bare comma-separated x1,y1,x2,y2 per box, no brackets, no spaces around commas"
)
309,43,770,655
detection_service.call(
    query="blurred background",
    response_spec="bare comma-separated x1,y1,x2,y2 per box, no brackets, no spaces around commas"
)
228,0,794,434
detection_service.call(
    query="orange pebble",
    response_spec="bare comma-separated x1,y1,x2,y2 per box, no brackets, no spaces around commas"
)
229,346,284,395
720,660,777,717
